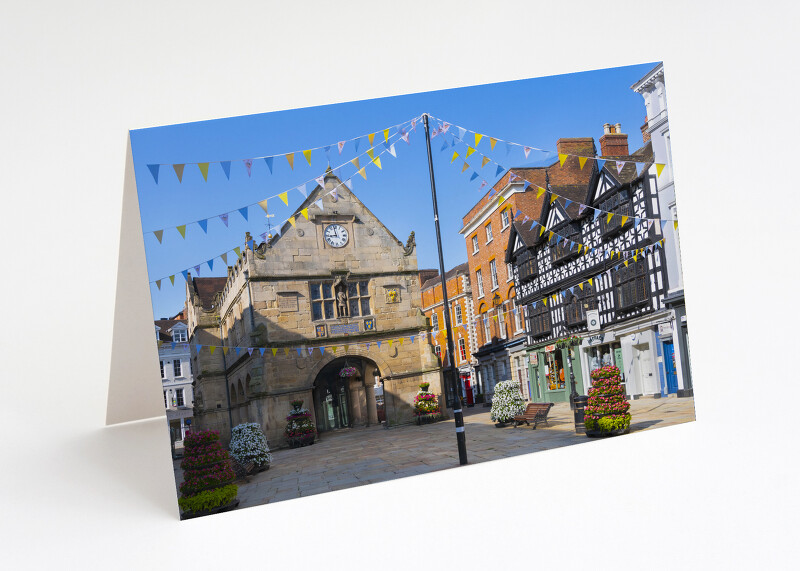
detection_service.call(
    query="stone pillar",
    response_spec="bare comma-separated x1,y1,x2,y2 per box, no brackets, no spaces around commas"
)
365,383,378,425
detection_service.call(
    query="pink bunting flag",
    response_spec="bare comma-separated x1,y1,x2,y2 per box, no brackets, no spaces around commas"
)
616,161,625,175
400,130,410,144
442,122,450,133
244,159,253,177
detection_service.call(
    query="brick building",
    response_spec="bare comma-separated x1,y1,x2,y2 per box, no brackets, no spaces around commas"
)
419,262,478,404
459,138,596,400
185,171,442,447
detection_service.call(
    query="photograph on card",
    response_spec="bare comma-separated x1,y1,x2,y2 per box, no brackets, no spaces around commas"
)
130,61,695,519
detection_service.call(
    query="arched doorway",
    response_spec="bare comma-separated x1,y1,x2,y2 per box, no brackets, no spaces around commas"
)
312,356,381,433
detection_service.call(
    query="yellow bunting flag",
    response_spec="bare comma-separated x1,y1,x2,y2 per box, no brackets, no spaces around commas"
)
620,216,628,226
368,133,375,146
492,315,498,321
383,128,390,142
234,246,242,259
462,162,469,173
198,162,209,181
373,156,382,169
358,167,367,180
331,346,337,354
388,340,393,347
633,253,638,262
155,280,161,290
498,196,505,205
578,282,584,291
286,153,294,169
451,151,459,163
284,348,289,355
481,156,490,168
223,347,229,355
400,337,404,345
177,225,187,239
656,163,666,177
588,278,593,287
607,212,614,223
279,192,288,205
173,164,185,182
577,244,583,254
490,137,497,150
209,346,216,355
549,231,554,240
301,208,309,220
578,157,588,170
539,226,546,236
475,133,483,146
559,153,568,166
674,221,678,231
366,148,374,160
550,194,558,205
351,157,360,169
624,260,629,267
271,348,277,356
303,150,312,165
288,216,296,228
543,298,547,306
466,147,475,157
537,187,546,199
344,345,350,352
258,199,270,214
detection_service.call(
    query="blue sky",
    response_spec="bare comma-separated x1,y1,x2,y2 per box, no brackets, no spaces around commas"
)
131,62,659,319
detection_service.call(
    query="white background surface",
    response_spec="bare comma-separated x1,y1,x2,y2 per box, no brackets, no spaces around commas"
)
1,1,797,569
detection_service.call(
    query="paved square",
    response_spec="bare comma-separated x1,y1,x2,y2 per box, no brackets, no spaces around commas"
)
174,396,695,510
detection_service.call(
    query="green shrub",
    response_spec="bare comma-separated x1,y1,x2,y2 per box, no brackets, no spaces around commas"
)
178,484,238,514
597,414,631,432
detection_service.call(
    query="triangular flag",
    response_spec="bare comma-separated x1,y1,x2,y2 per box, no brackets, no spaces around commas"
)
286,153,294,169
147,164,160,183
198,163,209,181
238,207,248,221
303,150,312,165
288,216,296,227
475,133,483,146
301,208,309,220
558,154,568,167
181,270,189,281
537,187,546,199
373,156,382,169
462,162,469,173
498,196,505,205
173,164,185,182
368,133,375,146
195,219,207,234
635,162,645,177
308,347,314,355
524,146,531,158
470,172,478,181
234,347,241,356
177,225,187,239
338,141,345,154
169,275,175,285
593,208,601,221
457,127,466,140
550,194,558,205
596,159,606,172
209,346,216,355
674,221,679,231
247,347,254,356
451,151,459,163
354,138,361,152
258,199,270,214
489,137,497,150
466,147,475,157
481,156,490,168
616,161,625,175
505,142,512,155
219,213,229,227
315,175,325,188
495,165,503,177
234,246,242,259
264,156,273,173
284,348,289,355
351,157,360,169
279,192,288,206
153,229,163,243
315,199,324,210
331,346,337,354
207,259,214,271
155,280,161,290
194,264,201,275
620,216,628,226
272,348,278,356
656,163,666,177
358,167,367,179
243,159,252,177
579,156,588,170
320,347,325,356
259,348,265,356
297,348,303,356
383,128,390,142
388,144,396,158
539,226,546,237
607,212,614,223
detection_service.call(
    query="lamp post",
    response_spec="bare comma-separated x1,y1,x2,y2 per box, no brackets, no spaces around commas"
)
567,343,577,410
422,113,468,466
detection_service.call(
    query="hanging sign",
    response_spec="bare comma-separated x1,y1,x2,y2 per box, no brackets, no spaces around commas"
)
545,344,556,352
586,309,600,332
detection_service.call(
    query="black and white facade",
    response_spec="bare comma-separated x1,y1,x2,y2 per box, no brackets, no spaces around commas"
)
507,143,682,402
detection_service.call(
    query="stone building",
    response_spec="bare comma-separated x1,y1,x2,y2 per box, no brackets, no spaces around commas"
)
185,171,442,446
419,262,478,404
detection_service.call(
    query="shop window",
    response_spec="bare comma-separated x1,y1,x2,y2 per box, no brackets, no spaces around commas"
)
434,345,441,362
613,259,649,310
566,284,599,327
513,300,524,332
528,302,552,338
599,188,634,237
545,350,566,391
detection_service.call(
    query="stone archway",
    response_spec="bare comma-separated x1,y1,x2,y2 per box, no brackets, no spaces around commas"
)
311,355,382,433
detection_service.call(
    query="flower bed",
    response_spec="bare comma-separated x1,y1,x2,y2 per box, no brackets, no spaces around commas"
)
179,430,238,516
584,365,631,437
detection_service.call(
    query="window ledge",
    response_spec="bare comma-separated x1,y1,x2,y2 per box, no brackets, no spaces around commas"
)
485,239,493,245
472,250,479,255
490,286,499,292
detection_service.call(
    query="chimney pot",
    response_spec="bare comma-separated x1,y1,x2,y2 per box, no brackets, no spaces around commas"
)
600,123,629,157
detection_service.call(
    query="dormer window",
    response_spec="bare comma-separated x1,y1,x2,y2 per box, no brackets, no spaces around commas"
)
600,188,634,237
172,328,187,343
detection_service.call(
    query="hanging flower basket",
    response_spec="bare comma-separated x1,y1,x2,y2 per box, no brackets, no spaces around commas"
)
339,366,358,378
555,335,583,349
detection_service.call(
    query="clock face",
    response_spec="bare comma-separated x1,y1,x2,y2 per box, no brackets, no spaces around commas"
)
323,224,349,248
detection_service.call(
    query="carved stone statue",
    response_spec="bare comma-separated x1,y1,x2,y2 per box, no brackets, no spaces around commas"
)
403,231,416,256
337,290,348,317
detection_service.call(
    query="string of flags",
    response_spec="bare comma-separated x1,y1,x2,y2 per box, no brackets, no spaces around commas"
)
147,128,410,243
145,115,421,185
427,114,667,177
507,205,674,258
158,326,467,358
149,143,402,289
440,129,678,225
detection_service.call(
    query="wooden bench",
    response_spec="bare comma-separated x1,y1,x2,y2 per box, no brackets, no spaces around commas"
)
513,403,554,429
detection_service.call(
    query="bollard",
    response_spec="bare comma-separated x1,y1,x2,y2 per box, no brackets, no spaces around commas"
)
573,395,589,434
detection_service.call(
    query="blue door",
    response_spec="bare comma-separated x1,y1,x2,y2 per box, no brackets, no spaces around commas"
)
663,341,678,394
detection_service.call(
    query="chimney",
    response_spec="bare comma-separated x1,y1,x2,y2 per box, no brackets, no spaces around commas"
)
599,123,629,157
556,137,595,158
640,115,651,144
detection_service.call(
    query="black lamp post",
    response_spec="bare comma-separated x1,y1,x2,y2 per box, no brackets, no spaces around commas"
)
567,343,578,410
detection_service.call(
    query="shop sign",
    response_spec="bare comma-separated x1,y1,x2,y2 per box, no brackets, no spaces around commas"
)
531,353,538,366
588,335,604,345
658,323,673,336
586,309,600,332
545,344,556,352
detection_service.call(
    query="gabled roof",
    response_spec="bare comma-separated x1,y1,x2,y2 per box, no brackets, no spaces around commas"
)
600,140,654,186
505,220,541,263
420,262,469,291
154,318,187,342
190,277,227,310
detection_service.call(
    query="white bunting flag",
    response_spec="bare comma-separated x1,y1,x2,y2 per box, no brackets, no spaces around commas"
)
338,141,345,154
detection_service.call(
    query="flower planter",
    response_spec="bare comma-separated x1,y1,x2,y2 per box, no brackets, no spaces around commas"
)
494,421,512,428
287,434,315,448
180,498,240,520
586,427,630,438
415,413,441,425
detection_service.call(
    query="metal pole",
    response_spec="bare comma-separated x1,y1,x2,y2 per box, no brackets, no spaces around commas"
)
422,113,468,466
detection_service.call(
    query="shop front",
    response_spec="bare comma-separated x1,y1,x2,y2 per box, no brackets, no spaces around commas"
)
526,341,585,405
